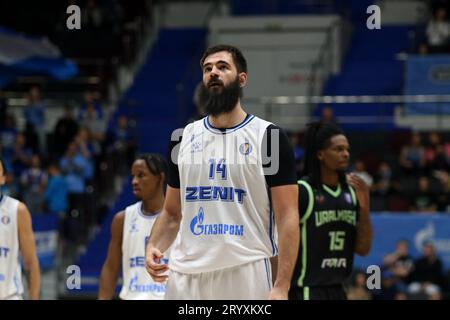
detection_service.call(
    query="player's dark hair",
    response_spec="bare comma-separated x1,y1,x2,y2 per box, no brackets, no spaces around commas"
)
135,153,167,181
302,121,347,189
200,44,248,74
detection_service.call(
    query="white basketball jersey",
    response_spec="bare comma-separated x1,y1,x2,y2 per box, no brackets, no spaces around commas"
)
120,202,169,300
0,196,24,300
171,115,278,274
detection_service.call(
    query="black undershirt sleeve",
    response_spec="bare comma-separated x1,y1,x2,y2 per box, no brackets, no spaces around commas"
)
298,182,309,219
262,124,297,187
167,136,181,189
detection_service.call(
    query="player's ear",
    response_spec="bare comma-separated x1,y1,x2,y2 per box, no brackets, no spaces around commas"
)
239,72,247,87
317,150,324,161
159,172,166,186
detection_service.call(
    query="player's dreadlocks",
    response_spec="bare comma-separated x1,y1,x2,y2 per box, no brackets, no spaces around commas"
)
302,121,348,189
135,153,167,182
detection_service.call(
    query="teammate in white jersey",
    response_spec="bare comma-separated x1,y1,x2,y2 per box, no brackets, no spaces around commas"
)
0,158,40,300
146,45,299,300
98,154,169,299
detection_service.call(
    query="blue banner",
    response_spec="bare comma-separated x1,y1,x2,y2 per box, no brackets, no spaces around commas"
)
32,215,59,270
405,55,450,115
355,213,450,270
0,26,78,88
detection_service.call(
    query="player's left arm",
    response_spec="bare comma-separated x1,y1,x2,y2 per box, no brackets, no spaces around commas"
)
263,125,299,300
348,173,373,256
270,185,299,300
17,202,41,300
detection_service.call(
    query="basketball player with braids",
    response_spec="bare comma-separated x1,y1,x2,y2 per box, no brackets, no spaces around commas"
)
290,122,373,300
98,154,169,300
0,158,41,300
146,45,299,300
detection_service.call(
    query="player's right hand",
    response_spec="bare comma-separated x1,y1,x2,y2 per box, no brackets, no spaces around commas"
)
145,246,169,282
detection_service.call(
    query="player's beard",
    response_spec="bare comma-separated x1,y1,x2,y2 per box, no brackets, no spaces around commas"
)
199,76,242,117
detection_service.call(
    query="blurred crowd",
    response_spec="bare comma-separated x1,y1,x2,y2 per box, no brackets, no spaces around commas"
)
418,1,450,54
0,86,137,255
346,240,449,300
289,106,450,213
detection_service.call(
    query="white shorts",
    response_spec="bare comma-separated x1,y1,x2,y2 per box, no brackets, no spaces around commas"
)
165,258,273,300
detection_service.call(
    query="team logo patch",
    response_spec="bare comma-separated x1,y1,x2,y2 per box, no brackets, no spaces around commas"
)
239,142,252,155
344,193,352,204
130,217,139,233
190,133,203,153
1,216,10,225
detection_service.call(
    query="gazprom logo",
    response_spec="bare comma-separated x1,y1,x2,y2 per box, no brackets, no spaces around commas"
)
129,274,166,293
189,207,244,237
190,207,205,235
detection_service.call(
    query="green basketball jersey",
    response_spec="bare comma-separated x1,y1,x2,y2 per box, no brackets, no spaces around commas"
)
294,179,359,287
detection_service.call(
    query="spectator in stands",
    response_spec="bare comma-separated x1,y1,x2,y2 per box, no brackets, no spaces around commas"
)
418,42,429,55
346,271,372,300
408,242,444,300
76,127,97,160
23,86,45,128
82,0,105,30
103,0,124,34
105,115,136,175
373,271,407,300
371,161,393,196
79,93,105,145
399,132,426,175
79,91,103,120
11,133,33,177
353,159,373,187
383,239,414,288
430,1,450,18
0,114,18,162
426,7,450,53
24,120,40,155
74,127,96,183
23,85,46,153
320,105,338,125
53,104,80,159
45,163,68,216
436,171,450,211
410,176,439,212
445,136,450,159
425,132,450,173
60,142,93,243
20,154,47,214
